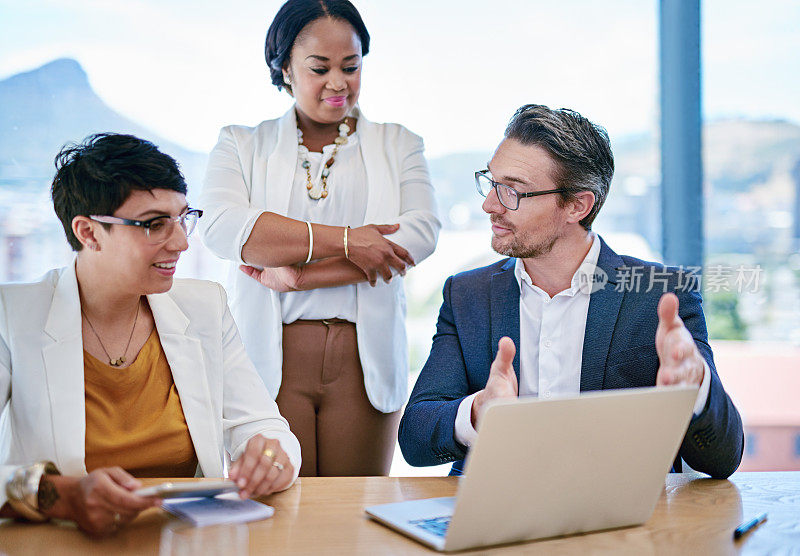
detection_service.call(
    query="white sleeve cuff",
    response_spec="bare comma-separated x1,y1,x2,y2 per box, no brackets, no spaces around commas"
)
273,433,302,488
236,209,268,266
231,432,301,490
454,393,480,447
692,360,712,416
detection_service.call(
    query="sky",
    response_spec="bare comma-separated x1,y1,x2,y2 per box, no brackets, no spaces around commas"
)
1,0,798,157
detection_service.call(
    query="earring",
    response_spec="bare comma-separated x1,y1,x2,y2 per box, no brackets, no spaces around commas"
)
284,75,291,85
89,243,98,251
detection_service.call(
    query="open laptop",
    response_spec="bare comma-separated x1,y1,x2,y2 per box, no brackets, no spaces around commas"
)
366,385,698,552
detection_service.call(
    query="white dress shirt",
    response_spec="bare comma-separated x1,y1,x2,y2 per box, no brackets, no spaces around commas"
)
280,132,367,324
454,234,710,447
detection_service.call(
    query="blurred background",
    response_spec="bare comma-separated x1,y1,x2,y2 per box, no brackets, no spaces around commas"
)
1,0,798,475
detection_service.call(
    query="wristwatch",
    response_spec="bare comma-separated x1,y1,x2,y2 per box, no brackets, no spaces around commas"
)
5,461,61,521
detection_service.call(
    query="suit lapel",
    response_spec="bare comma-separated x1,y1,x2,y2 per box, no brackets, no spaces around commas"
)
148,292,223,477
263,108,298,214
42,262,87,475
580,238,625,391
357,106,392,225
490,259,521,382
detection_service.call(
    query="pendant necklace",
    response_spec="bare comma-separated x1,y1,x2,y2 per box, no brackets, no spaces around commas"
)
297,118,351,200
82,301,140,367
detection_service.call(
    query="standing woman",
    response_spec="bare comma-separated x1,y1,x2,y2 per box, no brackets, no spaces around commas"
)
199,0,440,476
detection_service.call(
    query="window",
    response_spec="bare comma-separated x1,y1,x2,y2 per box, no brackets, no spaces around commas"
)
745,434,757,458
702,0,800,471
3,1,797,475
0,1,659,479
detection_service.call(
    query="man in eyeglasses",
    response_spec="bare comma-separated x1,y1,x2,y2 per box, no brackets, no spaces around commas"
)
398,104,743,479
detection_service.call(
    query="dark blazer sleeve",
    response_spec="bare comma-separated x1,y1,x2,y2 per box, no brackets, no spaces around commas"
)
675,287,744,479
398,277,472,467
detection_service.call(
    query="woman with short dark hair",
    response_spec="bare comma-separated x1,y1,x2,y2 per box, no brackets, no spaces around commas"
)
0,133,301,535
200,0,440,476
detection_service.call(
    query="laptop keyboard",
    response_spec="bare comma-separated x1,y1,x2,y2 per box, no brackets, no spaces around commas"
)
409,515,451,537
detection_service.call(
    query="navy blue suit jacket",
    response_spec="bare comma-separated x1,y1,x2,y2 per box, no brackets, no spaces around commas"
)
398,238,744,479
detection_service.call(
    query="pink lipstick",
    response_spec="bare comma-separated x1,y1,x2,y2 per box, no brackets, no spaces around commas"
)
323,96,347,107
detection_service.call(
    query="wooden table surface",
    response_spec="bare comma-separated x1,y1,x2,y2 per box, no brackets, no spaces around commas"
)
1,472,798,554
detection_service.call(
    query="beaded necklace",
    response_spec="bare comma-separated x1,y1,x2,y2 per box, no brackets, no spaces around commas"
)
297,119,351,200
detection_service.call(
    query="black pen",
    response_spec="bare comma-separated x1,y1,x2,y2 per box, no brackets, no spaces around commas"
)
734,512,767,540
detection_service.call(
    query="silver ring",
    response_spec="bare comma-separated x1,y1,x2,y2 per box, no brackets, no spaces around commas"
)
271,461,284,472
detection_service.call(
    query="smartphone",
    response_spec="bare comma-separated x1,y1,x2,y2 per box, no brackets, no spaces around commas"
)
134,480,238,499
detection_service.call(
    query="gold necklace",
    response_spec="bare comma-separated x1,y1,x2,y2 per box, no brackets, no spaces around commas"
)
297,118,351,200
82,301,140,367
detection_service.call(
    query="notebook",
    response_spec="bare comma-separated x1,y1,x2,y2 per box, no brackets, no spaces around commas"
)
163,494,274,527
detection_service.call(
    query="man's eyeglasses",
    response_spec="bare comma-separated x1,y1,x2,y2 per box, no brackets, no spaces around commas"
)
90,208,203,245
475,169,563,211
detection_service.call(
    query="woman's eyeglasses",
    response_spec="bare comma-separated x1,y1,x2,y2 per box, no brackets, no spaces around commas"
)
90,208,203,245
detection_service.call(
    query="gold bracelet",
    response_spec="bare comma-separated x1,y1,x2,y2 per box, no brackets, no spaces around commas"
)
344,226,350,259
305,221,313,264
5,461,60,522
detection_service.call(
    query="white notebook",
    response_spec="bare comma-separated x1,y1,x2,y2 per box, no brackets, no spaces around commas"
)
163,494,275,527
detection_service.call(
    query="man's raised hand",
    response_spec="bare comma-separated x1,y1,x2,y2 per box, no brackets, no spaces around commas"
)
655,293,705,387
471,337,518,428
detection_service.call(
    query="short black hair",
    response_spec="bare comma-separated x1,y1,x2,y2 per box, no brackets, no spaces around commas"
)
505,104,614,230
265,0,370,91
51,133,187,251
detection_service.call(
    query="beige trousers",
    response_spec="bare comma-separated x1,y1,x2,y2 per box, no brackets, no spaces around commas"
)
277,320,401,477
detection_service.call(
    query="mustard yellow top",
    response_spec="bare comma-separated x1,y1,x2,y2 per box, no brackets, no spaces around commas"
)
84,328,198,478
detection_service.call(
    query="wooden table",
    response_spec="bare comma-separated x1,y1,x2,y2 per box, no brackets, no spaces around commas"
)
1,472,798,554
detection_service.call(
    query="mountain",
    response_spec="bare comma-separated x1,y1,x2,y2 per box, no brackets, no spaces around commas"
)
0,58,206,191
705,119,800,192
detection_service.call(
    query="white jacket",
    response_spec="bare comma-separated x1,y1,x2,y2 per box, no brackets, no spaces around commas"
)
0,263,301,508
199,107,440,413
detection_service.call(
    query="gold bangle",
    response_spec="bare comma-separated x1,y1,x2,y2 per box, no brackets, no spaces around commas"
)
344,226,350,259
305,221,313,264
5,461,60,522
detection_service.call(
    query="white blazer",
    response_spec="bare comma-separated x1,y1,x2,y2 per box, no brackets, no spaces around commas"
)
0,263,301,508
199,107,440,413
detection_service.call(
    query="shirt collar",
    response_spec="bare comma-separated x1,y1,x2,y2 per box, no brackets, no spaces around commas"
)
514,232,601,297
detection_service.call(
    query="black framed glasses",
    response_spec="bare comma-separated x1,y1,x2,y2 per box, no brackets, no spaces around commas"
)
475,169,563,210
90,208,203,245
